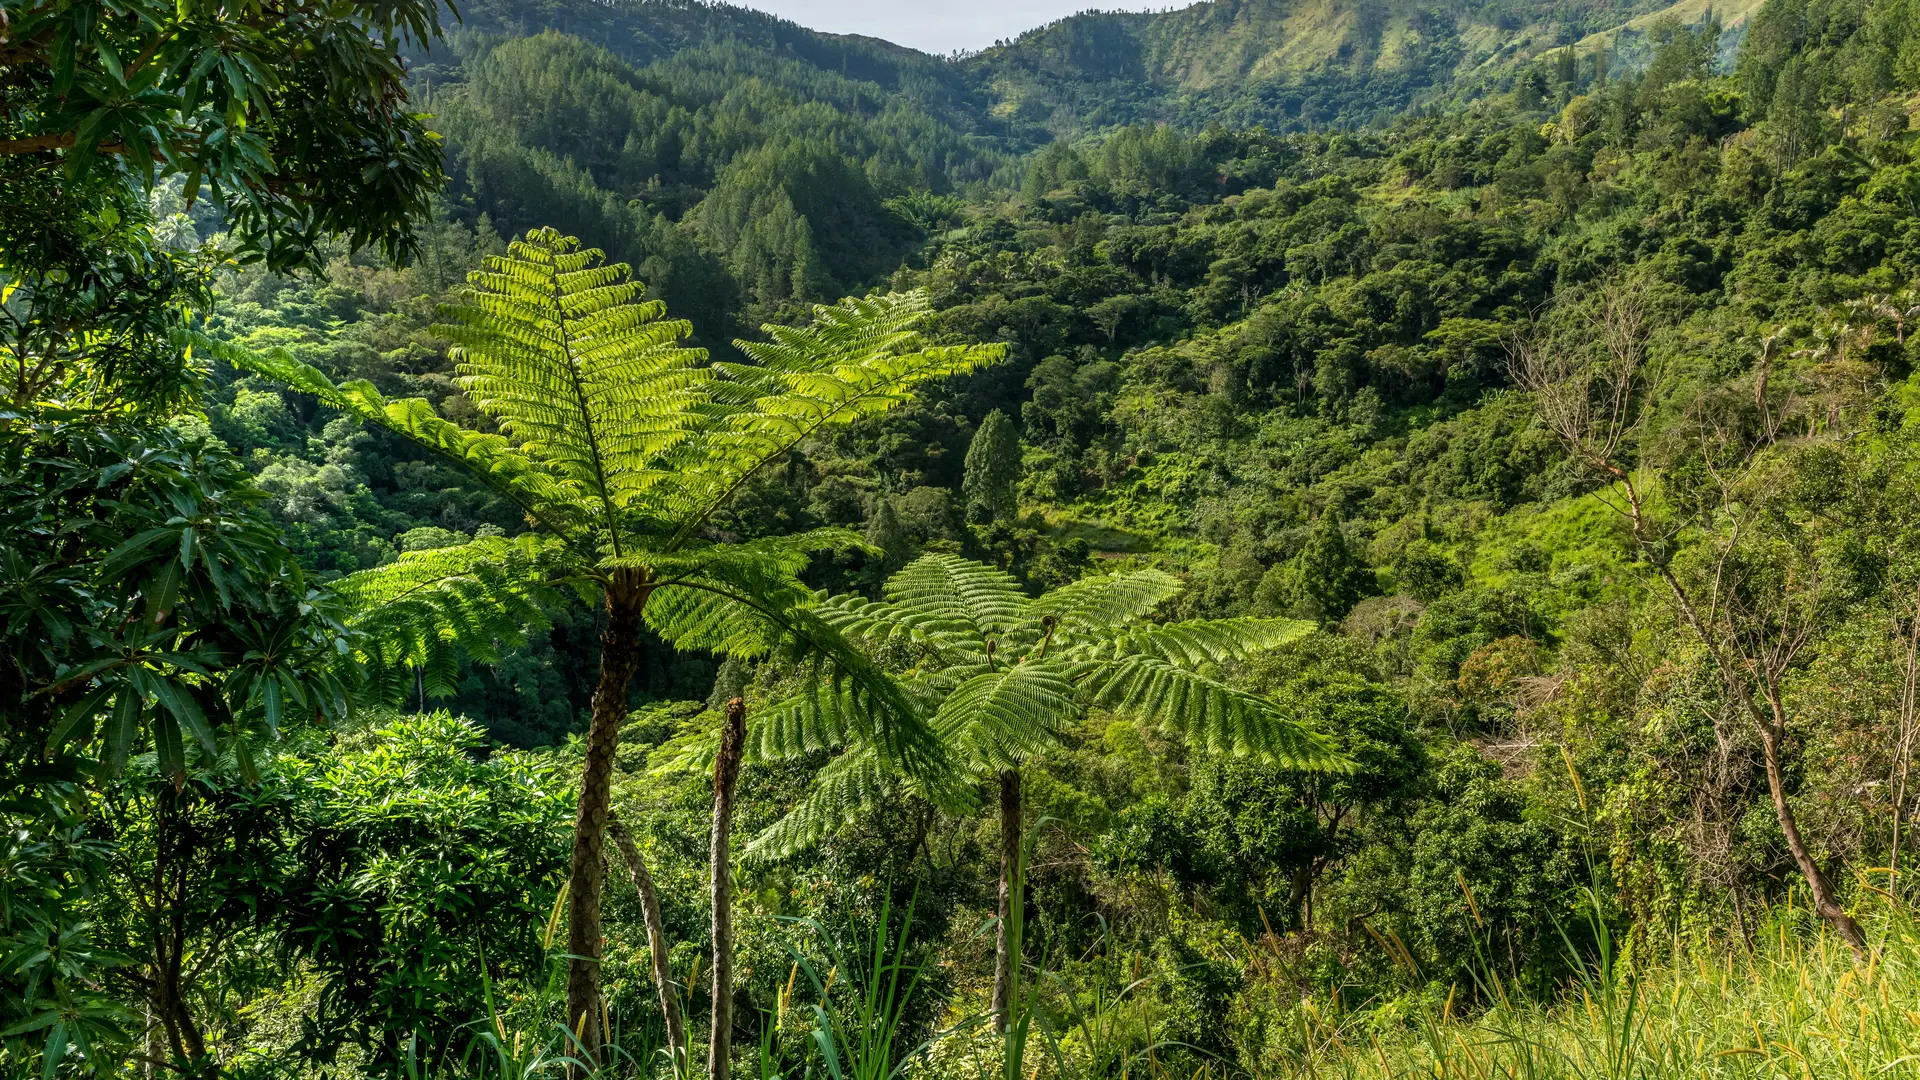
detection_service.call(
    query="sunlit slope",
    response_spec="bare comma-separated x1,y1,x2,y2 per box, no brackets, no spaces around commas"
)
968,0,1751,129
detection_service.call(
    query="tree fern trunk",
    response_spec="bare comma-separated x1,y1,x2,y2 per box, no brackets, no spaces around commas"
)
610,815,685,1075
709,697,747,1080
991,767,1021,1032
566,578,648,1065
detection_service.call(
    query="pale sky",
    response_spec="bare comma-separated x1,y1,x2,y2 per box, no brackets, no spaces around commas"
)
731,1,1175,55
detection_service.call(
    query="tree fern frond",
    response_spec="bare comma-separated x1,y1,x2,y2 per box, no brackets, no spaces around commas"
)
1073,617,1316,667
1030,568,1182,638
334,536,565,699
197,332,587,538
432,227,712,536
751,685,859,763
635,531,866,657
604,528,868,581
664,292,1005,538
1073,656,1346,769
743,747,891,861
881,553,1031,647
772,617,951,783
939,663,1080,772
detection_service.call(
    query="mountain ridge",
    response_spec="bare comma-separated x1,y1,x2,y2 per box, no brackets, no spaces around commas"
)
431,0,1750,137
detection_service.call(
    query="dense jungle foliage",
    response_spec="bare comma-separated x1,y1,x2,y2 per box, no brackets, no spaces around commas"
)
11,0,1920,1077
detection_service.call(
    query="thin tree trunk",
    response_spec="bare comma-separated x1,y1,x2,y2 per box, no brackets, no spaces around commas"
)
1892,588,1920,902
609,815,685,1075
709,698,747,1080
1757,708,1868,954
991,768,1021,1033
1287,864,1312,933
152,786,206,1063
566,578,649,1064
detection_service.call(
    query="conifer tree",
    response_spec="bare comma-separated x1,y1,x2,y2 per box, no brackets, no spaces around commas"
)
963,409,1022,523
222,228,1004,1060
1258,512,1374,623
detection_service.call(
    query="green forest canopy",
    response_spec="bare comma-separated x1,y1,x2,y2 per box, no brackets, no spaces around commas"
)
13,0,1920,1074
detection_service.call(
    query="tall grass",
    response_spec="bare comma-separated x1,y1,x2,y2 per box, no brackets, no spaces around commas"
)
1244,902,1920,1080
782,893,930,1080
398,841,1920,1080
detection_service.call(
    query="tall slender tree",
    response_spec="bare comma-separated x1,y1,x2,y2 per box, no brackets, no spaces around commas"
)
226,228,1004,1058
741,554,1347,1029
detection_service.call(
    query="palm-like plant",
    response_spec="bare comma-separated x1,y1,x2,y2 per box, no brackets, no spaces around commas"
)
742,554,1347,1029
1866,290,1920,347
222,228,1004,1057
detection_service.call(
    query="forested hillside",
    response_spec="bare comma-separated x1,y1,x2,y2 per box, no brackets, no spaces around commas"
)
12,0,1920,1076
967,0,1758,129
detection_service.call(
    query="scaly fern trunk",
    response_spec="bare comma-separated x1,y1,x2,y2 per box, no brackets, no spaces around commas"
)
709,698,747,1080
567,575,649,1064
991,768,1021,1032
610,815,685,1075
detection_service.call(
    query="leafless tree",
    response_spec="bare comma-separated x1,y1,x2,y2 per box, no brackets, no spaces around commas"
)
1508,278,1869,954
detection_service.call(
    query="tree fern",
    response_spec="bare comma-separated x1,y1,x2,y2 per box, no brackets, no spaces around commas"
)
751,552,1338,858
224,226,1006,1060
744,553,1337,1028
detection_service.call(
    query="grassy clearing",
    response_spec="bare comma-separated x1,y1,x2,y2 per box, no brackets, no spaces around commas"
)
1230,903,1920,1080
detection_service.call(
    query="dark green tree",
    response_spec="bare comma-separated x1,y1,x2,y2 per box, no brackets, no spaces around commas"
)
962,409,1021,524
1,0,450,271
1258,512,1375,623
0,414,355,1073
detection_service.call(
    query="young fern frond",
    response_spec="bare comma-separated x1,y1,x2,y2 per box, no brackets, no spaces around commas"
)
434,228,712,537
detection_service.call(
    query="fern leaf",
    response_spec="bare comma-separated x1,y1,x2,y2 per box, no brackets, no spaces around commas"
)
334,535,564,699
666,292,1005,537
1078,617,1316,667
1030,568,1182,638
743,747,890,861
939,662,1080,771
1073,655,1346,769
882,553,1032,648
432,227,712,534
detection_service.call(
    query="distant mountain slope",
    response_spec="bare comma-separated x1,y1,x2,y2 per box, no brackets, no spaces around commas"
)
429,0,1023,141
399,0,1754,346
966,0,1758,130
426,0,1752,142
